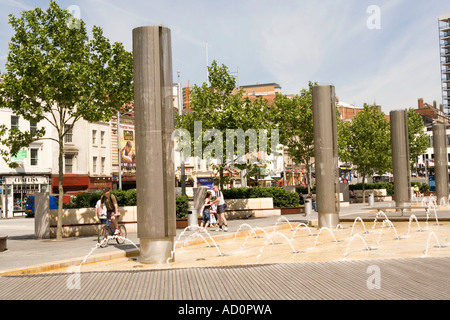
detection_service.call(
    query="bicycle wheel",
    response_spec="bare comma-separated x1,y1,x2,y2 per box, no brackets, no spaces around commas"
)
115,225,127,244
98,225,111,248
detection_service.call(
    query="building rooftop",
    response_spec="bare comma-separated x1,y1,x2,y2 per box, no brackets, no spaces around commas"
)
439,13,450,21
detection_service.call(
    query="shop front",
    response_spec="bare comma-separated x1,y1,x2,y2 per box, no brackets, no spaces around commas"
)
51,175,113,194
1,175,50,218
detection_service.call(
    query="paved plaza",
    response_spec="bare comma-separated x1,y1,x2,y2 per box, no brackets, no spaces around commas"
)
1,201,450,301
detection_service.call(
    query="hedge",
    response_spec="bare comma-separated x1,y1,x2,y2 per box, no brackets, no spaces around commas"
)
221,187,299,208
347,182,429,195
66,189,190,219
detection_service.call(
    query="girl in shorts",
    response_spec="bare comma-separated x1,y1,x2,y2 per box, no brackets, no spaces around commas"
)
199,191,213,231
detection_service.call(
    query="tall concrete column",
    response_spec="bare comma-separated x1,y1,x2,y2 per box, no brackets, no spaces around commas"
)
390,110,411,208
133,26,176,264
312,85,340,228
432,123,449,205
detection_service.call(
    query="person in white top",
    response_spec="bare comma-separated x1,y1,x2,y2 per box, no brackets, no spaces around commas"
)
95,198,107,224
212,185,228,232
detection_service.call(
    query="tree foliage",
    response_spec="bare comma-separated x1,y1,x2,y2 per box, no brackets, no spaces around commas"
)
0,1,133,240
176,60,277,189
338,104,391,191
272,81,316,192
407,108,430,167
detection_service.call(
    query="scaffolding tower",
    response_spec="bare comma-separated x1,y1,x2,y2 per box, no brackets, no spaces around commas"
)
439,13,450,115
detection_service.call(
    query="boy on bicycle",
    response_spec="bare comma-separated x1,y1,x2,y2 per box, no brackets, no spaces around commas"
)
99,187,121,235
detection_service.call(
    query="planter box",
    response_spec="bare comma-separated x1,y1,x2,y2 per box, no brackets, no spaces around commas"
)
176,217,202,229
280,207,304,215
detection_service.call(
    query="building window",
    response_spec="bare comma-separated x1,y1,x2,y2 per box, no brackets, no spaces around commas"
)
100,131,105,145
30,148,38,166
101,157,105,174
64,125,73,143
11,116,19,130
92,130,97,145
30,121,38,135
65,154,74,173
93,156,97,173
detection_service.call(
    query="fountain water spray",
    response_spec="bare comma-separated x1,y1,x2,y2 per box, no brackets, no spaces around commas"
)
273,216,294,231
257,231,302,261
423,232,448,256
253,227,274,244
290,223,314,240
233,223,257,241
426,204,440,226
72,234,139,271
405,214,423,237
376,219,403,246
312,227,339,249
371,211,390,231
350,217,369,236
344,233,377,257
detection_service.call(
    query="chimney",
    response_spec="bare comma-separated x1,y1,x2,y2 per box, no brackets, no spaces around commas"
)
418,98,424,109
440,104,444,112
433,100,437,109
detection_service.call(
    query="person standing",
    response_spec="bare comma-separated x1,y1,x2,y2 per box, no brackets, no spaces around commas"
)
95,198,107,224
212,185,228,232
199,191,213,231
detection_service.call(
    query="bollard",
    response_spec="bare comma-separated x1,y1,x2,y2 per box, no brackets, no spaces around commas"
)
187,208,198,230
0,236,7,252
305,199,312,216
368,193,375,206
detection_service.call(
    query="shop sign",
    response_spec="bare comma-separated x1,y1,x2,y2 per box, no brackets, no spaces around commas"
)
4,176,49,185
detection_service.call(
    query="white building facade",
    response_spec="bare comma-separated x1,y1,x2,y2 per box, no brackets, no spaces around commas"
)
0,108,113,217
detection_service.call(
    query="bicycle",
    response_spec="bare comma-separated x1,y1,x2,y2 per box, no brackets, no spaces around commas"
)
97,218,127,248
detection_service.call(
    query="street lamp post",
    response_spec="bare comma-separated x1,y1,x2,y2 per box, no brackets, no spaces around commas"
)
177,71,186,196
117,110,122,190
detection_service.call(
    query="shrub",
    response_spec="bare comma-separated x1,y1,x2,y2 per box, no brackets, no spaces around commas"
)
222,187,299,208
349,182,394,195
176,195,189,219
67,189,189,218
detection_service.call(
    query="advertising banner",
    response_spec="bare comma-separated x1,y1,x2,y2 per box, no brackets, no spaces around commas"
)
120,124,136,168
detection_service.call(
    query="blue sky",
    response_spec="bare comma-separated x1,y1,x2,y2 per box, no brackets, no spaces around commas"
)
1,0,450,113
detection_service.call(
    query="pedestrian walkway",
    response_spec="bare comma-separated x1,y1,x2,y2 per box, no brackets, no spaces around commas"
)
1,200,450,300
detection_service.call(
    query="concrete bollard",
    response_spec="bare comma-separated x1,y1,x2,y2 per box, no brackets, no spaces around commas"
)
368,193,375,206
188,208,198,230
305,199,312,216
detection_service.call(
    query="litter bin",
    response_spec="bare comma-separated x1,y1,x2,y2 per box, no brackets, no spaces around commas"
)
368,193,374,206
305,199,312,216
187,208,198,229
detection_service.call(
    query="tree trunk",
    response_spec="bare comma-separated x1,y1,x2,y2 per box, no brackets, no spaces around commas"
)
361,172,366,204
56,137,64,241
306,159,312,194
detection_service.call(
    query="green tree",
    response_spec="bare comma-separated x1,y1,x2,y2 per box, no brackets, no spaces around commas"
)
176,60,277,189
338,104,391,193
0,1,133,240
407,108,430,169
273,81,316,193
